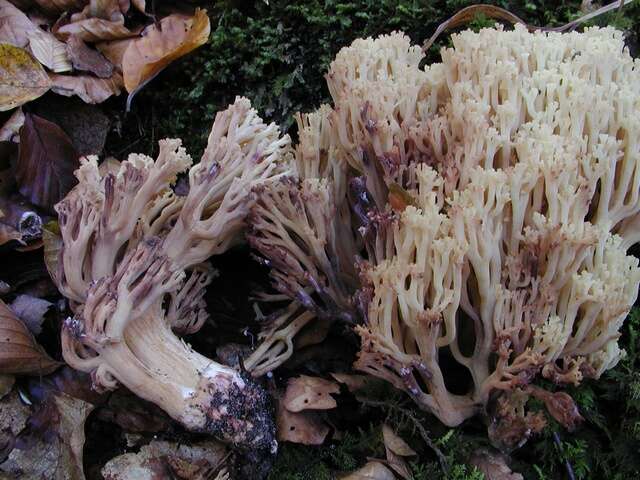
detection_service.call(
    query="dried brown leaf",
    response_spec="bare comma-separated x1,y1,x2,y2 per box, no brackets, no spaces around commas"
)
330,372,373,393
16,113,79,210
101,440,228,480
0,107,24,141
33,0,86,16
9,294,52,335
340,462,396,480
50,71,122,103
0,0,32,47
122,8,210,106
0,373,15,399
29,28,72,73
1,392,93,480
276,402,329,445
382,424,416,457
55,16,139,43
469,449,524,480
0,389,31,451
0,299,60,375
0,44,51,112
282,375,339,412
66,34,113,77
95,37,133,71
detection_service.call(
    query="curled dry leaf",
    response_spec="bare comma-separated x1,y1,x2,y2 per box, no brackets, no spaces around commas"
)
276,401,329,445
469,449,524,480
42,220,62,286
1,392,93,480
122,8,210,106
0,299,59,375
95,37,134,71
0,0,33,46
0,107,25,141
0,44,51,111
66,34,113,78
50,71,122,103
382,424,416,457
0,390,31,452
16,113,79,210
101,440,228,480
282,375,340,412
0,1,71,72
29,28,72,73
0,373,15,398
340,462,396,480
9,294,52,335
55,16,140,43
330,372,371,394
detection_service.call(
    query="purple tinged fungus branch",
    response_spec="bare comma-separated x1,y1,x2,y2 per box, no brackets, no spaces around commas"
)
247,26,640,433
54,97,290,452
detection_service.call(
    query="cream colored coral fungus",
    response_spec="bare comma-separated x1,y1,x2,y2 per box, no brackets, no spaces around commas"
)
55,97,290,451
248,25,640,430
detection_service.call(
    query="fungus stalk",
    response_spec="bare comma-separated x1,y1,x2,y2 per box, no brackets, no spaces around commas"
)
55,98,290,450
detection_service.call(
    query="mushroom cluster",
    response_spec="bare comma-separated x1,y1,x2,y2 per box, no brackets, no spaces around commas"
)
248,25,640,428
54,98,290,452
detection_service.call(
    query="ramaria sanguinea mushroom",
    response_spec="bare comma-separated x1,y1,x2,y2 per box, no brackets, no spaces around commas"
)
54,97,290,454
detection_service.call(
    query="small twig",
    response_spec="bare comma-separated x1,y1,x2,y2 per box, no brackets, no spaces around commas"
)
552,431,576,480
358,398,449,473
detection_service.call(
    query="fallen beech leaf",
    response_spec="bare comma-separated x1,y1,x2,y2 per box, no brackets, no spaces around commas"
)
66,35,113,78
50,71,122,103
1,392,93,480
42,221,62,287
101,440,228,480
33,0,86,16
0,0,33,47
131,0,144,12
0,107,24,141
382,424,416,457
341,462,396,480
29,28,72,73
55,16,139,43
276,402,329,445
16,113,79,210
122,8,210,107
330,372,371,393
95,37,134,71
0,389,31,452
9,294,52,335
72,0,125,21
0,373,14,398
282,375,339,412
469,449,524,480
0,44,51,111
0,299,60,375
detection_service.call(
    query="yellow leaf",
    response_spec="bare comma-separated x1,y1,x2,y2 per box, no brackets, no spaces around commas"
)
122,8,210,104
0,43,51,111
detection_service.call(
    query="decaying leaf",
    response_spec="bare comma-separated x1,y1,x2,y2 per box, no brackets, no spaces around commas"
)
16,113,79,210
95,37,134,71
29,28,72,73
0,107,24,141
95,389,171,433
0,212,22,246
42,220,62,285
50,71,122,103
0,0,33,46
340,462,396,480
276,402,329,445
122,8,210,106
0,389,31,452
32,0,85,16
469,449,524,480
0,299,60,375
282,375,340,412
1,392,94,480
9,294,52,335
382,424,416,457
101,440,228,480
54,16,140,43
66,34,113,78
0,373,15,398
0,44,51,111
